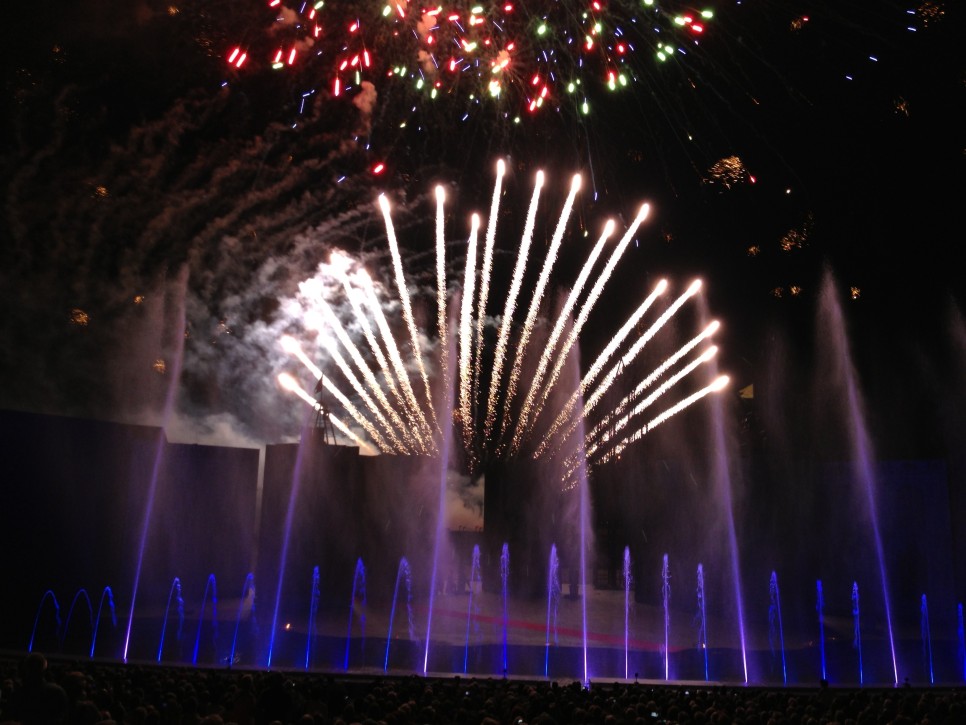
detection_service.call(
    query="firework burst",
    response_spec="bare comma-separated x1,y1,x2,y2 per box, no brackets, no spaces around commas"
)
224,0,718,122
278,159,726,481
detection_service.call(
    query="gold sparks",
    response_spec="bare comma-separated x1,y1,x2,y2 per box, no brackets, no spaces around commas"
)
167,5,180,15
790,15,809,31
789,285,802,297
747,245,760,257
779,212,814,251
850,286,861,300
153,359,167,374
133,295,144,305
704,156,750,189
894,96,910,116
779,229,806,251
771,287,784,298
94,185,109,198
916,1,944,27
69,308,89,326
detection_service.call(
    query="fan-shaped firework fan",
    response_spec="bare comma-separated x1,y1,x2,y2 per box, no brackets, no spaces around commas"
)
278,159,727,485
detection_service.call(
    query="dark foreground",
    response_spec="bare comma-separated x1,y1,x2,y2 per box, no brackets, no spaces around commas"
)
2,653,964,725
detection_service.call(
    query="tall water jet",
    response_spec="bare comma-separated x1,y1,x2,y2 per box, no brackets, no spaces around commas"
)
305,567,320,670
230,573,256,668
958,604,965,682
501,543,510,675
192,574,218,666
423,297,458,675
580,467,590,685
852,582,863,686
123,269,188,663
818,272,898,684
463,545,482,674
921,594,934,685
344,558,366,671
157,577,184,663
545,544,561,678
622,547,632,679
768,572,787,685
267,409,314,668
28,591,61,653
662,554,671,681
385,557,414,672
62,589,93,652
816,580,827,682
91,587,117,659
696,564,709,682
705,357,748,683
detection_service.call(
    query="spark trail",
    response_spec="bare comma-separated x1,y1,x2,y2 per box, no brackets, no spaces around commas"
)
484,170,544,443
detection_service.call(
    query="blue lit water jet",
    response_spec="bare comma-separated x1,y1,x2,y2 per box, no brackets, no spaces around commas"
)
819,274,898,684
921,594,934,685
816,580,827,682
28,590,60,653
580,473,590,685
192,574,218,665
662,554,670,681
267,412,313,669
768,572,786,685
123,271,188,663
544,544,561,678
423,302,457,675
230,573,256,668
501,543,510,675
384,557,414,672
622,547,632,679
344,558,366,671
305,567,320,670
157,577,184,663
852,582,863,686
696,564,709,682
91,586,117,659
707,384,748,683
62,589,93,651
463,545,482,674
958,604,965,682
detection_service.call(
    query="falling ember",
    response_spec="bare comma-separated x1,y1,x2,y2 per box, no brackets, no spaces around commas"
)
153,359,166,374
69,309,89,326
704,156,750,189
279,161,725,473
916,1,945,27
779,228,806,251
850,286,861,300
133,295,145,304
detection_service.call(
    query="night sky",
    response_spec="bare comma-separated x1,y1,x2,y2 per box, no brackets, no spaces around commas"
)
0,0,962,456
